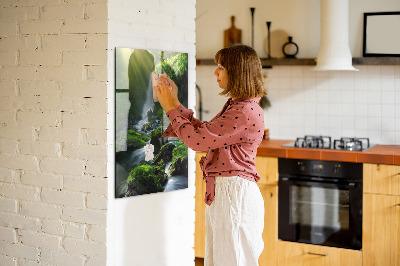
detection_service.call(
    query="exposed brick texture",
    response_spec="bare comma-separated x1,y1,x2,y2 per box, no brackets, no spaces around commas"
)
0,1,108,264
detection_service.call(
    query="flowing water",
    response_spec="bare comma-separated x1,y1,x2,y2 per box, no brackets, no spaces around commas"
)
164,175,188,191
115,146,146,197
136,77,155,134
115,73,187,198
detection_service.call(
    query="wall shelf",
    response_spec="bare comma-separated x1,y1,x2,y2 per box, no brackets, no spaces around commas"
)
196,57,400,67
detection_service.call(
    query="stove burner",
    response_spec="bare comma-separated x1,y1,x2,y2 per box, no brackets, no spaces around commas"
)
286,136,372,151
295,135,332,149
333,137,370,151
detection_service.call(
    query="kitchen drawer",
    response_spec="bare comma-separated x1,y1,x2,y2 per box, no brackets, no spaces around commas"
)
276,241,362,266
364,164,400,196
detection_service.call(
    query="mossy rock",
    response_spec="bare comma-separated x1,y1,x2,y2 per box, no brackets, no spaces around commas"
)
150,126,163,154
172,141,188,160
170,156,188,176
170,141,188,175
127,165,163,195
153,164,168,186
153,142,175,165
127,129,150,150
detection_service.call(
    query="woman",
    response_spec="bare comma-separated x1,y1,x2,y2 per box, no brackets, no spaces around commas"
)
153,44,266,266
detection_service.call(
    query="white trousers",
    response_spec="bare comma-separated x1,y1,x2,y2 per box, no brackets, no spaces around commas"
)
205,176,265,266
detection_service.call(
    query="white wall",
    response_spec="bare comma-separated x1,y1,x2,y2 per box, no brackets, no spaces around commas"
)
197,0,400,58
196,0,400,145
0,1,108,265
107,1,197,266
197,65,400,145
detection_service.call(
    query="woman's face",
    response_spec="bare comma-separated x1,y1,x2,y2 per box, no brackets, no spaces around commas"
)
214,64,228,89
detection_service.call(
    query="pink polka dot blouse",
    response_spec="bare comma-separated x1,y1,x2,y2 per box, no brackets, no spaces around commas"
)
162,97,265,205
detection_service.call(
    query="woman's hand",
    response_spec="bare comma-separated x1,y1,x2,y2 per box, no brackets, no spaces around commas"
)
153,77,175,114
165,77,180,109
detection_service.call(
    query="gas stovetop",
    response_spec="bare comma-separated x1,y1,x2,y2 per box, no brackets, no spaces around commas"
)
282,135,374,151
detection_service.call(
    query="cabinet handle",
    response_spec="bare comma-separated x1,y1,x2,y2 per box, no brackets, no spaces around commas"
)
307,252,328,256
397,204,400,207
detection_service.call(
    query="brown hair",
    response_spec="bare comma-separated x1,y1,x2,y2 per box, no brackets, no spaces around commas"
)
214,44,266,99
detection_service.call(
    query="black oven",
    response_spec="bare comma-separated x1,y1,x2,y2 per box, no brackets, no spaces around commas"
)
278,158,363,250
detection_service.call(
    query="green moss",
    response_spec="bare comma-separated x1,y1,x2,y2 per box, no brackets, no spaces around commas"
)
126,129,150,150
150,126,163,154
170,156,188,176
151,126,163,139
172,140,188,160
153,163,168,186
170,141,188,176
153,142,175,165
127,165,163,195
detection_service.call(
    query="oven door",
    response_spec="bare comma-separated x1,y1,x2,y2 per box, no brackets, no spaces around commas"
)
278,176,362,250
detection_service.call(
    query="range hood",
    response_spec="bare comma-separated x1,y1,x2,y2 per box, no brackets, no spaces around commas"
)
314,0,358,71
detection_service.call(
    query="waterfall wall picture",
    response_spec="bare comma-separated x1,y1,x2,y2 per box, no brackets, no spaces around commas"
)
115,48,189,198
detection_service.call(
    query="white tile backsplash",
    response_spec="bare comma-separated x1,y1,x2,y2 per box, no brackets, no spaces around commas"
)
196,65,400,144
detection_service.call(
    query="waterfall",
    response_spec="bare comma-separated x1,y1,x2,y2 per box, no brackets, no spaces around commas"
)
165,161,173,177
136,74,155,132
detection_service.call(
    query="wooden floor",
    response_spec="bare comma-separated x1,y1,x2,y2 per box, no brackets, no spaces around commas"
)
195,257,204,266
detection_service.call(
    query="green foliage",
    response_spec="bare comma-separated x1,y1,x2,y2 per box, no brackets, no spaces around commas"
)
154,53,188,106
127,165,163,195
151,126,163,139
155,53,188,80
157,108,164,120
126,129,150,150
170,141,188,176
141,123,152,132
172,141,187,159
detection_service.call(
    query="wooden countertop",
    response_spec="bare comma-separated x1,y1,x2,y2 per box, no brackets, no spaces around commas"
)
256,139,400,165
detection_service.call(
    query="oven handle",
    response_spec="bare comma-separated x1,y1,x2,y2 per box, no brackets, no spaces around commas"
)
280,177,357,189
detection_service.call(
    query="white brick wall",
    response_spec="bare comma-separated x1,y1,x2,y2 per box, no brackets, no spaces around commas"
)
0,0,108,265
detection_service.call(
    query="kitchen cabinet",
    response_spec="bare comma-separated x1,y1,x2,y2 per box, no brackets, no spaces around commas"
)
194,154,279,265
363,193,400,266
276,241,362,266
255,156,278,186
363,163,400,196
195,152,207,258
259,184,278,266
256,157,278,266
195,154,400,265
363,163,400,266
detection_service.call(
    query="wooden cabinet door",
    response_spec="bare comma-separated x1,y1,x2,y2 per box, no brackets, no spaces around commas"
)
195,152,207,258
364,164,400,196
276,241,362,266
363,193,400,266
255,156,278,186
259,185,278,266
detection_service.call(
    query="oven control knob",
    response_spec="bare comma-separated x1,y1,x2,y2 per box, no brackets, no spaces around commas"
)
297,161,305,171
334,164,341,174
